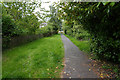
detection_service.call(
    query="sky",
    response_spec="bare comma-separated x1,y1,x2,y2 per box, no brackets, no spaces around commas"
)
33,0,61,22
34,1,55,21
34,0,59,13
34,2,51,13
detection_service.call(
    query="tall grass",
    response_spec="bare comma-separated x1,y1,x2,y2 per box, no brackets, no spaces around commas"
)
2,34,64,78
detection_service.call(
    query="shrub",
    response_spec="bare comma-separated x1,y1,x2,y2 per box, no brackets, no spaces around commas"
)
2,14,16,48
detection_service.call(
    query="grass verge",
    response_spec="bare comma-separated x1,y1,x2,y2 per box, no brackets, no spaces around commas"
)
65,34,119,78
2,34,64,78
65,34,90,53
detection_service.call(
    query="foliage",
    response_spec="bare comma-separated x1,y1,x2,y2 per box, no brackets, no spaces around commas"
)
17,14,40,35
49,5,62,33
39,23,54,34
2,34,64,78
2,14,17,48
57,2,120,63
2,2,60,49
62,20,90,40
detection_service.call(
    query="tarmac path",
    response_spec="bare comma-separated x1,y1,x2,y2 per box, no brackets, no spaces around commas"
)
61,34,98,78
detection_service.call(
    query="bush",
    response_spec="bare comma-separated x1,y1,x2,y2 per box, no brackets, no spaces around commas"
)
2,14,16,48
63,23,90,40
59,2,120,63
85,3,120,63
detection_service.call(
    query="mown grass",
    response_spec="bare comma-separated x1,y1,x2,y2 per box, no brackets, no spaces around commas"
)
2,34,64,78
65,34,90,53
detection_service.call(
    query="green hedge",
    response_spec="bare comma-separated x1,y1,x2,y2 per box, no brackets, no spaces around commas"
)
59,2,120,63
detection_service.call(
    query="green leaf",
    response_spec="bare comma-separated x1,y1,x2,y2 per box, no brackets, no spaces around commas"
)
97,2,101,7
110,2,115,7
102,2,109,6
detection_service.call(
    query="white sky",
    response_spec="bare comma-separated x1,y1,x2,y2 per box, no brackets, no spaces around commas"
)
34,2,51,13
34,0,60,22
34,0,59,12
34,1,53,21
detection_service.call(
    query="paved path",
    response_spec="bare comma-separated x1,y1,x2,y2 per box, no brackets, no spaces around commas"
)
61,34,98,78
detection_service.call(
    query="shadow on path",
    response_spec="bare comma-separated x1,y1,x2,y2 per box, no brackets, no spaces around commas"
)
61,34,98,78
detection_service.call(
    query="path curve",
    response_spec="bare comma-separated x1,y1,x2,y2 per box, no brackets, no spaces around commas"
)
61,34,98,78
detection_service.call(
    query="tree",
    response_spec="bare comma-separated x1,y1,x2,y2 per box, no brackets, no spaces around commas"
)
48,5,62,33
57,2,120,63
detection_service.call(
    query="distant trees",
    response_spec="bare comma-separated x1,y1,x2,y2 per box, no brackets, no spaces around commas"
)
49,5,62,33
